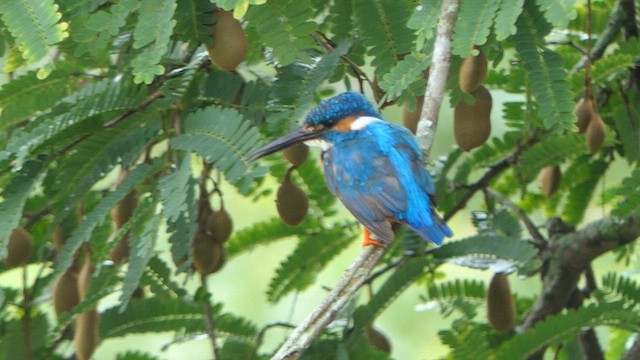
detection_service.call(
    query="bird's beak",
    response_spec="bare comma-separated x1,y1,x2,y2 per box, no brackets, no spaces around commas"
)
247,125,328,161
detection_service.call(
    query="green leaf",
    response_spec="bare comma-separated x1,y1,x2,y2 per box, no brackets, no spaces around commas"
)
141,256,187,299
170,106,268,194
0,66,76,130
131,0,177,84
353,257,430,329
535,0,577,29
267,224,357,302
407,0,440,51
494,0,524,40
602,273,640,308
452,0,500,57
612,167,640,218
116,351,161,360
430,235,537,270
0,314,49,360
0,158,46,259
100,297,205,338
612,91,640,163
174,0,216,47
517,133,585,180
245,0,318,66
379,52,431,101
0,0,68,64
72,0,139,57
227,217,309,258
513,2,575,132
561,158,607,225
54,160,161,273
495,302,640,358
353,0,415,76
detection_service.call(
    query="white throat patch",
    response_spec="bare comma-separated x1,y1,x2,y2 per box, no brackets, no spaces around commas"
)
351,116,381,130
304,138,332,151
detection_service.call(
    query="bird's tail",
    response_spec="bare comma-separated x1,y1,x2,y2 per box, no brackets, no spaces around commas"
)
412,210,452,245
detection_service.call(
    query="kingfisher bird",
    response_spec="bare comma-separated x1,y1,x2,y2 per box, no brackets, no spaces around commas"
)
247,91,452,246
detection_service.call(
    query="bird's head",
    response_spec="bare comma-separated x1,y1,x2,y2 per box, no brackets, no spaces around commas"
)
247,91,381,161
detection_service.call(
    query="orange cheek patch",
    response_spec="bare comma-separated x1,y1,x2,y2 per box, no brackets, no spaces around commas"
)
333,116,356,132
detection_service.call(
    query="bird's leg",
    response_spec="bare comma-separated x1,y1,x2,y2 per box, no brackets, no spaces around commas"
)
362,227,384,247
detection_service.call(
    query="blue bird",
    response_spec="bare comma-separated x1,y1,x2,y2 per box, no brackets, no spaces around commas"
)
247,91,452,246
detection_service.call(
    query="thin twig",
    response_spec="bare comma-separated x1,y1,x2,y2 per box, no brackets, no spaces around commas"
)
271,246,386,360
22,264,33,360
200,273,221,360
485,188,547,249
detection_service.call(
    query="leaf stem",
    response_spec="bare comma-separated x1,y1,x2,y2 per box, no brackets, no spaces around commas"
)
200,273,221,360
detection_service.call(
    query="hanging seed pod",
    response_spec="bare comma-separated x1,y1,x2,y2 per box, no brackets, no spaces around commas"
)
3,227,33,267
402,95,424,134
454,85,492,151
586,113,606,154
459,46,488,93
364,325,392,354
206,10,248,71
192,231,224,275
574,97,595,133
52,227,65,254
283,142,309,167
206,205,234,244
486,272,516,333
109,190,137,264
78,256,94,301
53,267,80,317
108,236,130,264
538,165,561,197
74,309,100,360
276,171,309,226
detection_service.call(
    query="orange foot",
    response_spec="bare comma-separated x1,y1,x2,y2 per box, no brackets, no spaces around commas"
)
362,227,384,247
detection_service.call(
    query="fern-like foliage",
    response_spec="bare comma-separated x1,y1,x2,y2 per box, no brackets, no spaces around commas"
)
353,257,430,329
141,257,187,299
170,106,268,194
407,0,440,51
513,2,575,132
516,133,585,180
115,351,160,360
245,0,318,66
266,41,350,135
0,0,68,64
131,0,177,84
495,302,640,358
158,155,197,263
430,235,537,270
601,273,640,308
452,0,500,57
379,52,430,101
227,217,312,258
0,65,76,130
55,161,161,274
72,0,139,57
353,0,414,77
425,279,486,319
0,314,49,360
174,0,216,48
0,159,46,259
267,223,357,302
560,158,607,225
494,0,524,40
439,321,491,360
535,0,577,29
100,297,205,338
612,92,640,164
612,166,640,218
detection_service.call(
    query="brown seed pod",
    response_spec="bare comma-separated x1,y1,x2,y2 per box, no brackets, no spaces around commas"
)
402,95,424,134
206,10,248,71
108,236,130,264
283,142,309,167
74,310,100,360
574,97,595,134
192,231,223,275
586,113,606,154
52,227,65,254
276,171,309,226
111,190,137,228
364,326,392,354
487,272,516,333
78,257,94,301
459,46,488,93
3,227,33,267
538,165,561,197
206,206,234,244
53,267,80,317
454,85,492,151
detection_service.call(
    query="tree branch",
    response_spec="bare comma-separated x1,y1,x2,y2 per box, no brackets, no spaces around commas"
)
417,0,459,157
520,211,640,331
